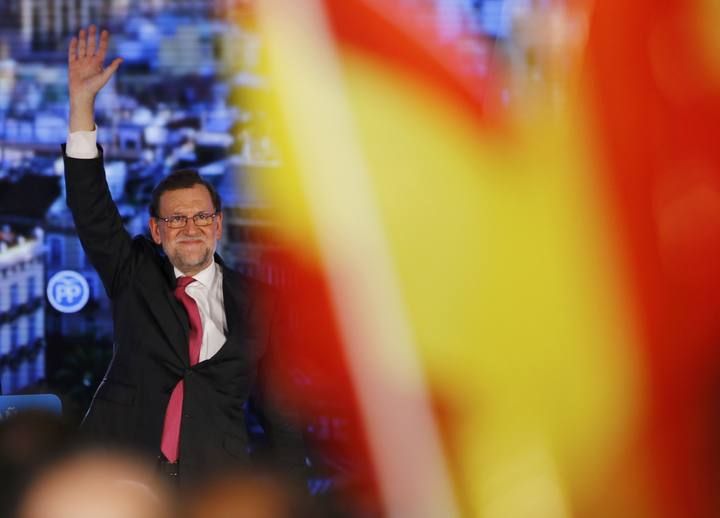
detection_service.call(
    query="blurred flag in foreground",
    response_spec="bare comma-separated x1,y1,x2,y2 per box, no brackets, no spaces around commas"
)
233,0,720,516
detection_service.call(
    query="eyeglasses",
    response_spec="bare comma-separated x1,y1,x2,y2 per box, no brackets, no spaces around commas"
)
156,212,219,229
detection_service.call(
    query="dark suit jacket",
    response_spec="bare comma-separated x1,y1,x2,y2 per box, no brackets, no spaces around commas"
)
62,146,305,482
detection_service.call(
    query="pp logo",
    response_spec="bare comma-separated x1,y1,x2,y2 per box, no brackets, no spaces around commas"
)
47,270,90,313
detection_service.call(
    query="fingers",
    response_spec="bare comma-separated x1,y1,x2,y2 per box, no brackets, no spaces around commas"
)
96,29,110,61
68,36,77,63
86,24,97,56
107,57,123,73
72,25,105,60
99,57,123,84
77,28,86,58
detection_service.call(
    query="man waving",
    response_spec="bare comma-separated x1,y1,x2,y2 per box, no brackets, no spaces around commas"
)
63,25,305,484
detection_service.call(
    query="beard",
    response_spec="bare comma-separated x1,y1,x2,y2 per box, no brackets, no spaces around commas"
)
168,243,213,274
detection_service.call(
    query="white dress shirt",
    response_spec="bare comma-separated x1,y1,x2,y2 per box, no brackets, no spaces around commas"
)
67,128,228,360
174,262,227,362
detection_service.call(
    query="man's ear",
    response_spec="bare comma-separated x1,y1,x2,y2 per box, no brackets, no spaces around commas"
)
149,217,162,244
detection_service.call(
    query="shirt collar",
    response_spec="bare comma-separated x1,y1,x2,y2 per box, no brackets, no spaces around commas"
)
174,261,217,288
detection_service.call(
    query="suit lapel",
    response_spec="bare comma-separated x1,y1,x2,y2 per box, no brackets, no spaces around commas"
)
137,257,189,364
166,288,190,355
221,266,246,339
205,264,252,363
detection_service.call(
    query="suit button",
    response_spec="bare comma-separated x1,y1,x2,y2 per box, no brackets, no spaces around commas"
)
184,413,191,419
185,369,193,377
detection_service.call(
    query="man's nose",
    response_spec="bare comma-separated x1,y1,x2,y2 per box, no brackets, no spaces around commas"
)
182,218,203,233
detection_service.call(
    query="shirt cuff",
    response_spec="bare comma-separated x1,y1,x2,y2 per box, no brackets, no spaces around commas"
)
66,126,99,159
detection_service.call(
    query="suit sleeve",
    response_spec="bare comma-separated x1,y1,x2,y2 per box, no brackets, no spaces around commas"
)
62,144,134,298
251,291,308,480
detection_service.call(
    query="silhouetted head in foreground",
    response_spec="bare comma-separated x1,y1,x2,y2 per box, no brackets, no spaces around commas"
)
16,448,173,518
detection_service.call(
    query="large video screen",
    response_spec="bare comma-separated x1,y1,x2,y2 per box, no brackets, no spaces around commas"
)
0,2,271,405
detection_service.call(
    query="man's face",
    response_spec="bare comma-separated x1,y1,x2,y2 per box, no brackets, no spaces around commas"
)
148,184,223,276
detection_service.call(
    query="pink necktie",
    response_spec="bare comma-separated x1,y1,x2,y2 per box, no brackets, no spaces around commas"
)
160,276,203,462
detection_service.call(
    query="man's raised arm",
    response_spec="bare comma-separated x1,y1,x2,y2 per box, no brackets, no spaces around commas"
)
64,26,132,297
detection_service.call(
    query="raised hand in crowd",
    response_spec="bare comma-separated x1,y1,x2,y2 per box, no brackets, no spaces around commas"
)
67,25,122,132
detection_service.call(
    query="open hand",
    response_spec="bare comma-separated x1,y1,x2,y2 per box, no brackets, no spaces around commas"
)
68,25,122,106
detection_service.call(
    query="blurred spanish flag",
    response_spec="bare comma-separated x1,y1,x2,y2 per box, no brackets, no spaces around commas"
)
234,0,720,516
